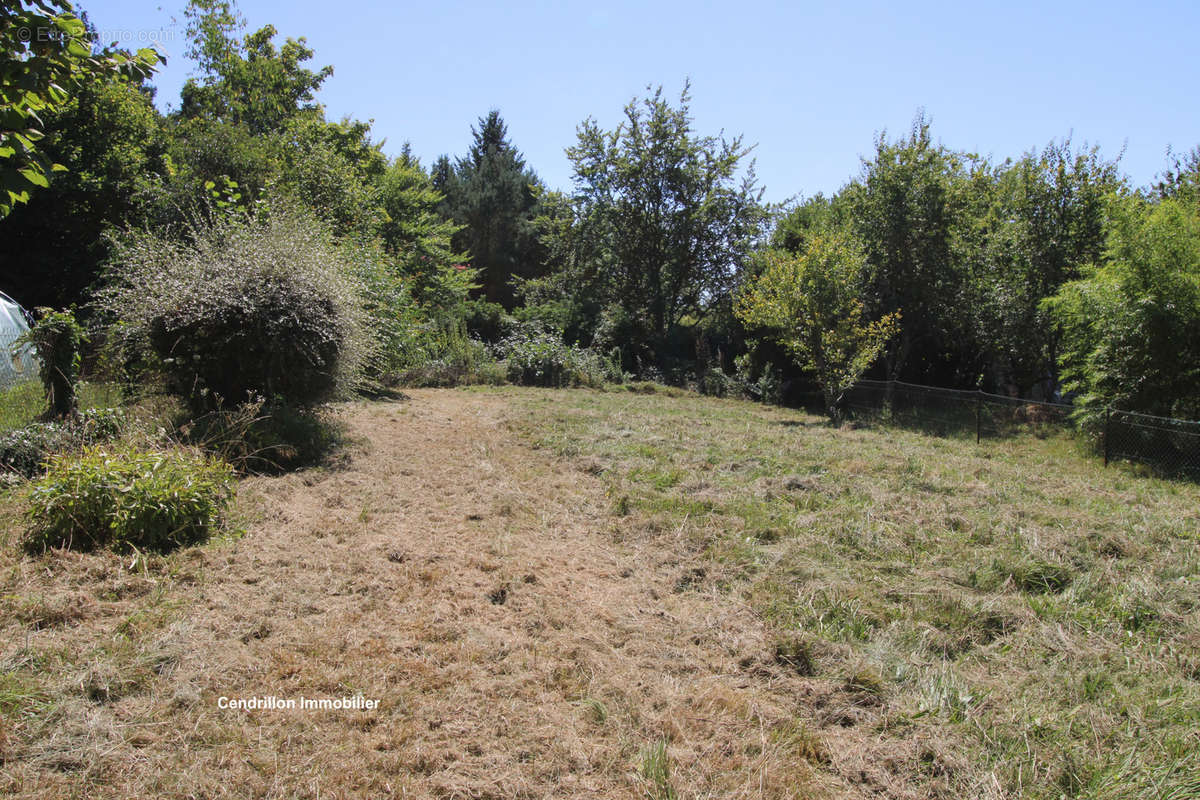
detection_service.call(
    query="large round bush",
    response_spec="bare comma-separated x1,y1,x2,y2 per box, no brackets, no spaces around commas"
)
99,206,368,411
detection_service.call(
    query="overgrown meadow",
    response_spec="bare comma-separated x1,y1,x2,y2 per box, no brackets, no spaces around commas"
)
1,0,1199,797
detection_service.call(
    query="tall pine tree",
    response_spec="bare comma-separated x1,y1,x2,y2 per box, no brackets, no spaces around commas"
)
437,111,545,309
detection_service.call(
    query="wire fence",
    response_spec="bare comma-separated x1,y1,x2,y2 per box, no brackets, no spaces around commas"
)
840,379,1200,479
1104,407,1200,478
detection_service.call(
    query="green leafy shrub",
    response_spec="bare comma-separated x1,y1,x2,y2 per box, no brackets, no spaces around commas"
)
76,406,126,442
496,325,623,388
733,352,784,405
0,422,75,477
501,327,573,386
24,445,234,553
0,407,127,477
393,320,503,387
339,236,426,382
697,367,737,397
462,298,514,343
98,205,369,412
1045,195,1200,429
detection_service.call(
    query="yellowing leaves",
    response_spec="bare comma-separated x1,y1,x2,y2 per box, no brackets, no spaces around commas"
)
735,232,899,418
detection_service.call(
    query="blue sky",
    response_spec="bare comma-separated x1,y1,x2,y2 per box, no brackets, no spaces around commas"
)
80,0,1200,203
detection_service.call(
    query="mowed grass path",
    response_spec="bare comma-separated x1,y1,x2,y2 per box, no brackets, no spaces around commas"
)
492,385,1200,799
1,385,1197,799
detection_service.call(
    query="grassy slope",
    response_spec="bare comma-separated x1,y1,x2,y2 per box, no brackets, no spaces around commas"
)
493,385,1200,799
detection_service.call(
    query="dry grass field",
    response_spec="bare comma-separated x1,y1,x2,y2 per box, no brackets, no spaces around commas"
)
1,385,1198,798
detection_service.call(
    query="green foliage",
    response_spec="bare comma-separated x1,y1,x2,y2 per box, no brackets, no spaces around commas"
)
274,115,387,235
76,405,125,440
461,297,514,342
559,82,766,367
142,117,279,226
393,319,502,388
736,236,899,418
1154,144,1200,204
0,420,73,476
141,3,384,241
771,193,841,253
638,739,678,800
338,236,424,380
437,110,547,309
0,380,44,433
1045,194,1200,424
378,155,476,314
843,113,962,384
0,0,160,217
149,113,386,242
0,405,125,476
179,0,331,135
696,367,737,397
23,444,234,553
955,143,1120,395
0,74,169,307
496,325,623,388
98,203,370,411
512,188,599,343
20,307,85,418
733,352,784,405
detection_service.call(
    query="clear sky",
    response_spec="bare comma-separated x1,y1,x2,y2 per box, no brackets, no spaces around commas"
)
78,0,1200,204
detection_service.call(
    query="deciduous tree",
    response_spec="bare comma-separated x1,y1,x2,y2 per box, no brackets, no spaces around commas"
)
1,0,159,217
844,114,962,385
562,82,766,367
179,0,331,135
1044,194,1200,423
736,234,899,419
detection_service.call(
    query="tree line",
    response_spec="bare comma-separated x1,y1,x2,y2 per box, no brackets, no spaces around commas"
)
3,0,1198,426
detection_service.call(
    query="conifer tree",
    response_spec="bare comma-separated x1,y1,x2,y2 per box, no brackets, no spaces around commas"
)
439,111,545,309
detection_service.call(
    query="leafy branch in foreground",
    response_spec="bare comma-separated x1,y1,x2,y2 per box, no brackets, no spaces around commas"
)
1,0,161,216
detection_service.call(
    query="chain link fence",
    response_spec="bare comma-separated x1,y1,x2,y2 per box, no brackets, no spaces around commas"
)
1105,408,1200,478
840,378,1200,479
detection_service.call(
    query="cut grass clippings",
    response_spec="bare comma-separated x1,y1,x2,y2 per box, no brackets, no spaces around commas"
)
494,384,1200,799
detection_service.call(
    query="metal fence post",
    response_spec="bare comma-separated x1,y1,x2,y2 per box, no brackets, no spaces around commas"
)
1103,407,1110,468
976,391,982,444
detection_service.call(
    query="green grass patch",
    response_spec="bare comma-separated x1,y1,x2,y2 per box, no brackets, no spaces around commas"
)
0,380,123,434
489,385,1200,799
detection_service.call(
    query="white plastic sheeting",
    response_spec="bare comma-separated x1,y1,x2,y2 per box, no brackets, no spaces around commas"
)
0,292,38,390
